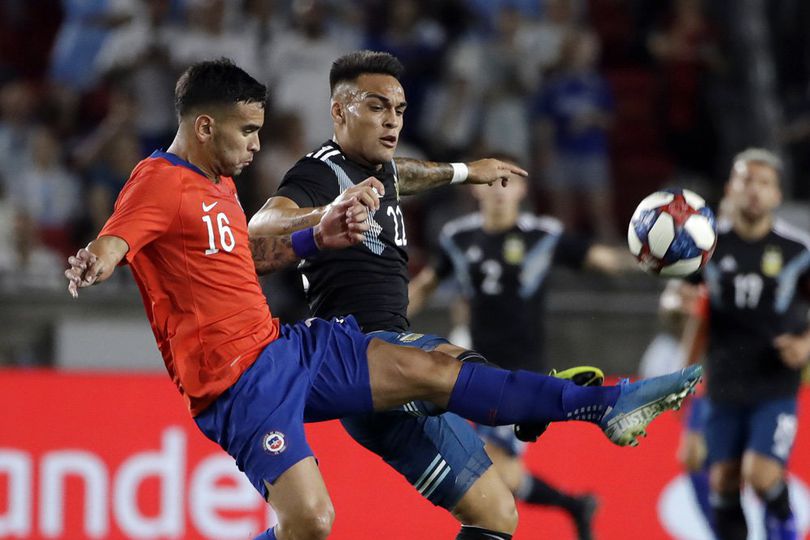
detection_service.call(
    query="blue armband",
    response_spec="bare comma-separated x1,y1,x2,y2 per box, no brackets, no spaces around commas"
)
291,227,319,259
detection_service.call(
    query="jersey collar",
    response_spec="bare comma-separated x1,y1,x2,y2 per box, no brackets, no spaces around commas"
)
150,150,210,179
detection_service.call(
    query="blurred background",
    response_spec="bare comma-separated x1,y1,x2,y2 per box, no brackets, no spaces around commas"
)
2,0,809,373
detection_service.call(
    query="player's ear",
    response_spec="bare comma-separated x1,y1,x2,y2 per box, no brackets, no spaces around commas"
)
194,114,215,142
331,100,345,125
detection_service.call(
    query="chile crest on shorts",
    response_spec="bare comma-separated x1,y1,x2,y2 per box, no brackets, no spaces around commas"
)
262,431,287,454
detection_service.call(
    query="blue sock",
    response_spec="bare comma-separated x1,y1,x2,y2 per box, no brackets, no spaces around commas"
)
766,513,797,540
253,528,276,540
446,363,619,425
689,470,715,533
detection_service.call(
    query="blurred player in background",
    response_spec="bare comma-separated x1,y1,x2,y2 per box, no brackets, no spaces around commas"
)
675,149,810,540
665,280,715,536
408,155,637,540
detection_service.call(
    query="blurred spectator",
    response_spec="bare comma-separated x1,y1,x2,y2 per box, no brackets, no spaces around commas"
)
48,0,136,94
95,0,182,154
264,0,360,148
478,6,542,164
254,111,308,200
242,0,285,51
418,9,483,158
518,0,580,81
532,28,617,241
3,211,65,291
72,87,140,232
365,0,446,145
9,125,81,255
647,0,722,180
463,0,541,34
0,0,64,81
0,81,38,192
172,0,261,77
0,187,14,274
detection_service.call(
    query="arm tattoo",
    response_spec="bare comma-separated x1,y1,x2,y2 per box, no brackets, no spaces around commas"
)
394,157,453,195
249,236,299,275
273,209,323,234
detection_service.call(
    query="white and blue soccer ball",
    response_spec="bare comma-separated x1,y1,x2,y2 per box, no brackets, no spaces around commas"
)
627,188,717,277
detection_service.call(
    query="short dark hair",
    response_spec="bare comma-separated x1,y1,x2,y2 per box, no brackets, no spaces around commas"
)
174,58,268,117
329,50,404,95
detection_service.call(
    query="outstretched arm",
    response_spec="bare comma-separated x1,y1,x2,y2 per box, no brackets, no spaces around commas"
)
65,235,129,298
248,177,385,237
583,244,639,275
394,158,528,196
250,197,370,275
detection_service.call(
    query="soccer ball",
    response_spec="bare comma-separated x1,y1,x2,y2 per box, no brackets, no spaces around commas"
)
627,188,717,277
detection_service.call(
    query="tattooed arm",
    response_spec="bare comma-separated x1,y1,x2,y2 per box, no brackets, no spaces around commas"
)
248,177,385,237
250,197,371,275
394,157,529,196
250,235,300,275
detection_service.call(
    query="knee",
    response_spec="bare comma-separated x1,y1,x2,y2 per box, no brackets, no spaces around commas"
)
743,467,783,496
396,350,459,394
489,493,519,533
279,501,335,540
709,463,741,494
454,469,519,533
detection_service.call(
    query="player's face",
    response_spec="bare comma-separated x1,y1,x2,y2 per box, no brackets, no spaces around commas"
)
726,160,781,222
333,74,406,166
210,101,264,177
472,175,527,214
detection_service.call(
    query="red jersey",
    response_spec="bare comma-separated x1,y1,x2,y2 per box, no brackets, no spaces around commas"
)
100,151,280,415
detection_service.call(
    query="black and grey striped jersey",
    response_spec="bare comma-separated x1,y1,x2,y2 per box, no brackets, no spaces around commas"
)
275,141,410,332
435,213,591,371
690,219,810,404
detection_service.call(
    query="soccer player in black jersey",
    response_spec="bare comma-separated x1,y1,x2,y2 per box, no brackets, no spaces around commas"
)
676,149,810,540
250,50,526,540
408,158,636,540
248,50,702,539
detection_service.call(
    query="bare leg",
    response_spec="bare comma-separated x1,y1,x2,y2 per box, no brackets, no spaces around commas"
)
264,457,335,540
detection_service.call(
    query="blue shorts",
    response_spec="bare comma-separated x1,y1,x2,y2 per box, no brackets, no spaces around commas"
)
705,397,799,465
341,330,492,510
194,316,375,500
475,425,527,458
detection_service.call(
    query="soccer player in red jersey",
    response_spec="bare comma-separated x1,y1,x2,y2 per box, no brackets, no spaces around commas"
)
66,59,702,540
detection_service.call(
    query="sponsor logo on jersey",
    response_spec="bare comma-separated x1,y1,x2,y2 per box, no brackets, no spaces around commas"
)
762,245,783,277
398,333,425,343
262,431,287,454
466,245,483,262
503,235,526,265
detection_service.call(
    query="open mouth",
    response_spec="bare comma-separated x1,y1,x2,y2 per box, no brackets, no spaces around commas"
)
380,136,397,148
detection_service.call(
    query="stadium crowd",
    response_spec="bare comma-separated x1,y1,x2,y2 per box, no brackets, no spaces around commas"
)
1,0,809,363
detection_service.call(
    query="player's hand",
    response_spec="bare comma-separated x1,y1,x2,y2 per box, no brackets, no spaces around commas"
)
333,177,385,211
465,159,528,187
315,196,370,250
774,333,810,369
65,248,105,298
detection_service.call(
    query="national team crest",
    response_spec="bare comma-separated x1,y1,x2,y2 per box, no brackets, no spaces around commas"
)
761,246,783,277
262,431,287,454
398,333,425,343
503,235,525,265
